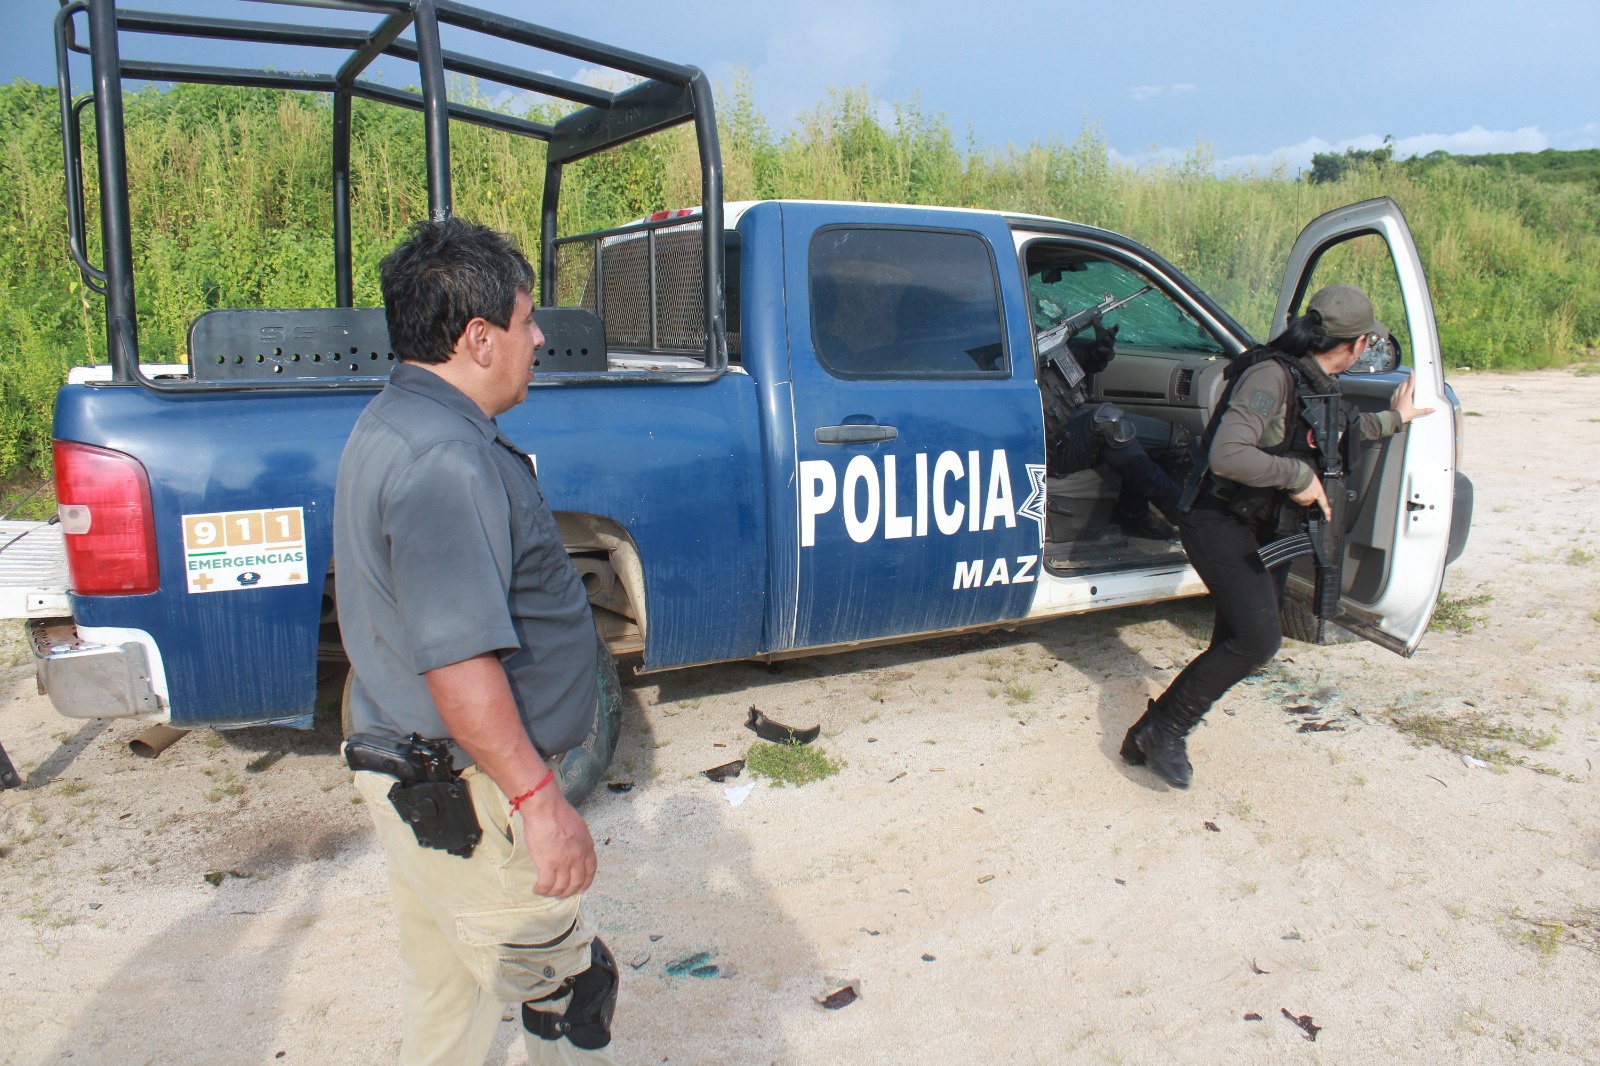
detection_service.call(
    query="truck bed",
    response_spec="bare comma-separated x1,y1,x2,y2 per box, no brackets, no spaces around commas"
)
0,521,68,619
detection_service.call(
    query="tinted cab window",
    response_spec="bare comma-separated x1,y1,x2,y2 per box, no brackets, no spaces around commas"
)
809,228,1007,377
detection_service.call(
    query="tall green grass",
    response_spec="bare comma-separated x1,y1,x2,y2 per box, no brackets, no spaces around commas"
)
2,76,1598,482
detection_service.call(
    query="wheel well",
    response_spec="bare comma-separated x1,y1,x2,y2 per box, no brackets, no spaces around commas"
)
554,512,645,661
319,513,645,664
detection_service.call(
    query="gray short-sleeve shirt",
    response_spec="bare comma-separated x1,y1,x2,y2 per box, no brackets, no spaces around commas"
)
334,364,598,761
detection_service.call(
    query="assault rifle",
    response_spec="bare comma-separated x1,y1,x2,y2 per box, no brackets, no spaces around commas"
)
1035,284,1155,458
1035,286,1154,401
1255,392,1354,642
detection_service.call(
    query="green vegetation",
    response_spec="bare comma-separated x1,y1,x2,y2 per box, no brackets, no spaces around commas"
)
1383,702,1557,766
744,739,841,787
1002,679,1036,705
3,76,1600,483
1429,588,1494,633
1313,142,1600,188
1404,148,1600,187
1508,906,1599,959
1308,140,1397,184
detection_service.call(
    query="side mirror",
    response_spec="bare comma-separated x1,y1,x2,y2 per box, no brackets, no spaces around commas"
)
1346,334,1401,375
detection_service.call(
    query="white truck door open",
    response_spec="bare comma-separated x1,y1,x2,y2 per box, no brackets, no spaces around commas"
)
1273,197,1458,656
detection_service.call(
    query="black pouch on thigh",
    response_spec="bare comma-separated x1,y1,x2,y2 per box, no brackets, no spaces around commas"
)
523,937,619,1050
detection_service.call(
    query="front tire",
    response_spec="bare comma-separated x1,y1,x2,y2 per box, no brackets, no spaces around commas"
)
340,652,622,807
552,651,622,807
1280,599,1360,645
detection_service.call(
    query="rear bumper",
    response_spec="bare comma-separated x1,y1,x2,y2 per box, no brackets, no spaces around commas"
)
30,618,161,719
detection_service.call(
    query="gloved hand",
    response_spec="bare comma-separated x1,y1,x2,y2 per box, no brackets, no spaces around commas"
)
1092,317,1119,358
1070,316,1119,375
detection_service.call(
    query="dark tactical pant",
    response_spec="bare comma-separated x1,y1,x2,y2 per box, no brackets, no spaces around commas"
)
1158,500,1291,719
1056,408,1182,514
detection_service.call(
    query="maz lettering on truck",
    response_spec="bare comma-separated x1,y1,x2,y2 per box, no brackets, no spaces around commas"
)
799,451,1049,592
952,554,1040,589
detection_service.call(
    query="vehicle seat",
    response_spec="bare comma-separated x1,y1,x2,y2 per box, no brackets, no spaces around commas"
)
1046,467,1121,543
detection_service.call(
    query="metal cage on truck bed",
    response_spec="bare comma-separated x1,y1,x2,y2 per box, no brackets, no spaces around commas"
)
53,0,729,388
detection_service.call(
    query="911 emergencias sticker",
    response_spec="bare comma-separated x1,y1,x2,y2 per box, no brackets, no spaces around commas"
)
182,507,308,594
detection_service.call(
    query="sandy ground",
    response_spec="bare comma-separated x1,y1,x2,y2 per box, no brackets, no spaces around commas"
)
2,369,1598,1066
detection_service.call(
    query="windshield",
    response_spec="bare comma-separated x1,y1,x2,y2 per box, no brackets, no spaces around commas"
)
1028,258,1224,354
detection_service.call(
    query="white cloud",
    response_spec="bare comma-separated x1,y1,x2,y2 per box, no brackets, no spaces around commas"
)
1389,125,1548,158
1129,83,1197,102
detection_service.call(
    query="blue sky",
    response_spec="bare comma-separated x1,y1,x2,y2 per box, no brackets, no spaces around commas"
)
5,0,1596,175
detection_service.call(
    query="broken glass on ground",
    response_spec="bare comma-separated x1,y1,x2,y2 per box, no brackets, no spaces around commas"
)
665,951,723,979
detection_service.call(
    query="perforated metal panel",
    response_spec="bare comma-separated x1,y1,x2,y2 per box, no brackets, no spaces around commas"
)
189,308,396,381
532,307,606,372
600,236,652,349
187,306,606,379
558,220,718,356
653,226,706,351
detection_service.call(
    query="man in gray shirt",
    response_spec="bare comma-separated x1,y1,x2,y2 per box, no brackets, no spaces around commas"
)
336,217,617,1064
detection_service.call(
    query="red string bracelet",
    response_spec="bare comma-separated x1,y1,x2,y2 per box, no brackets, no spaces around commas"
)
509,769,555,813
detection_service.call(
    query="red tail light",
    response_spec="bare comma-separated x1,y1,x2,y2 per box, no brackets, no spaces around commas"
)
54,440,160,595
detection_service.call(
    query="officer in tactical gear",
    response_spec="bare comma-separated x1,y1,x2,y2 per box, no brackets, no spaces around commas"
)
335,218,618,1064
1046,318,1186,540
1121,285,1433,790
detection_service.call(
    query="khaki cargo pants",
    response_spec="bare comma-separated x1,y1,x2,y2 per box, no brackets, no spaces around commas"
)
355,766,617,1066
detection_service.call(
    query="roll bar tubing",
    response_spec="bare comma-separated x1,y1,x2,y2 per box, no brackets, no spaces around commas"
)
54,0,726,391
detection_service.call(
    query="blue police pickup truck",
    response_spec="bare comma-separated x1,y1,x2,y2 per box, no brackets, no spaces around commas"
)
3,1,1469,798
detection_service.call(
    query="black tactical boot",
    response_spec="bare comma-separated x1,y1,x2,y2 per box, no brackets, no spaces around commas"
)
1120,699,1158,766
1134,713,1194,789
1112,502,1178,541
1126,696,1203,789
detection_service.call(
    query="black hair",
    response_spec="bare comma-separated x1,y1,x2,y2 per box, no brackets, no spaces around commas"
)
379,217,535,364
1265,307,1360,361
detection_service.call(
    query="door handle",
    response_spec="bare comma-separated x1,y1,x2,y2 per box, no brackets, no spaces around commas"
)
814,424,898,444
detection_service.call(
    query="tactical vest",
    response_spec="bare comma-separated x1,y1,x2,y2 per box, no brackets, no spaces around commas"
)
1199,347,1362,528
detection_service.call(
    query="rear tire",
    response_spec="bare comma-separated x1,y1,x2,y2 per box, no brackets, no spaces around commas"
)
1280,599,1360,645
552,652,623,807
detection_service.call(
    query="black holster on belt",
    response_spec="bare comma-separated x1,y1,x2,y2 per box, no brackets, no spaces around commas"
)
346,732,482,858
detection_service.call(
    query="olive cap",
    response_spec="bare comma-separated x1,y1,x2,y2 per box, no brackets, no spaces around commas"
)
1307,284,1387,340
